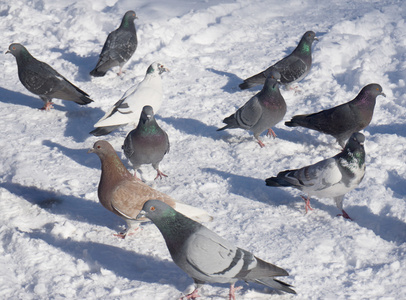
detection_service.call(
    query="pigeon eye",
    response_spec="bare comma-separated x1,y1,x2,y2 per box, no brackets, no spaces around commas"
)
97,145,101,149
12,46,16,50
150,206,156,211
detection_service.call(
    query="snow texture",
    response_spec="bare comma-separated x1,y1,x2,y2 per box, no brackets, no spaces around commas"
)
0,0,405,299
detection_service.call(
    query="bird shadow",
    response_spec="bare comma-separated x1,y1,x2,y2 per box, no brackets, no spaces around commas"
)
349,205,406,245
0,87,45,109
159,116,221,139
366,123,406,138
201,169,405,244
202,167,294,207
42,140,98,169
206,68,244,94
0,181,114,229
51,47,98,82
25,230,185,290
385,169,406,197
63,105,106,142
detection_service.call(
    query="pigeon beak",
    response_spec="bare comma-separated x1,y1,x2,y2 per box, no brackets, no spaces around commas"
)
5,50,10,54
136,210,147,220
381,92,386,97
87,148,95,154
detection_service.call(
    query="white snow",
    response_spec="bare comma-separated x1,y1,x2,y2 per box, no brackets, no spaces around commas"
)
1,0,405,299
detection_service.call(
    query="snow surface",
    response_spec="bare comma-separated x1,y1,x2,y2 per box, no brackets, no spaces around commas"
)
1,0,405,299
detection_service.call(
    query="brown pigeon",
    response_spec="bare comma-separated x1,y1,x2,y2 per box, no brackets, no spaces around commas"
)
88,140,211,238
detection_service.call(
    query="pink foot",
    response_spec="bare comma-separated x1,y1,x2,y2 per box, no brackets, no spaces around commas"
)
266,128,277,139
41,102,54,110
155,170,168,180
257,139,265,148
181,288,200,299
300,195,313,213
113,227,140,239
229,283,242,300
337,209,352,220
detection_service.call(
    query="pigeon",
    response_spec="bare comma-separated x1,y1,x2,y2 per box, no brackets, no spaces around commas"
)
285,84,385,147
265,132,366,219
90,62,168,136
6,43,93,110
218,70,286,147
122,105,170,180
90,10,138,77
137,200,296,299
88,140,211,238
239,31,318,90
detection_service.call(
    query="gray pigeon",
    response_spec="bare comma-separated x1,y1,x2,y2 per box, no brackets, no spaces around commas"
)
239,31,318,90
265,132,366,219
122,105,170,180
137,200,296,299
285,84,385,147
90,11,138,77
6,43,93,110
218,70,286,147
88,140,211,238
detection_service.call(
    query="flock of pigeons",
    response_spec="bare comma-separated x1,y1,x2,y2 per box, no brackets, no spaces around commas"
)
6,9,387,300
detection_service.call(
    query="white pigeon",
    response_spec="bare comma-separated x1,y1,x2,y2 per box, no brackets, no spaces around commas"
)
90,62,168,136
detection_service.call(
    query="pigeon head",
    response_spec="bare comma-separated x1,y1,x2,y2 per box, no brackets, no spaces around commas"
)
139,105,155,124
88,140,115,158
298,31,318,54
264,69,282,88
342,132,366,167
6,43,32,60
344,132,365,151
138,199,174,222
120,10,137,28
147,62,169,75
361,84,386,99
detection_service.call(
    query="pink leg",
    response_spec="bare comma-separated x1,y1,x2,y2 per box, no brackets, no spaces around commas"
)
228,283,242,300
337,209,352,220
133,172,142,181
113,227,140,239
181,288,200,299
300,195,313,213
257,139,265,148
41,102,54,111
155,169,168,180
267,128,277,139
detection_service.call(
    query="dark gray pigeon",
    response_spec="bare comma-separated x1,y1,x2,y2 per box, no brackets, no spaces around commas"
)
266,132,366,219
218,70,286,147
239,31,318,90
285,84,385,147
122,105,170,180
90,11,138,77
6,43,93,110
137,200,296,299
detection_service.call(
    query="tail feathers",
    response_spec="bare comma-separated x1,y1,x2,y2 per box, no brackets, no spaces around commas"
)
239,81,256,90
285,114,308,127
173,202,213,223
255,278,296,294
217,114,238,131
77,95,94,105
239,72,266,90
90,68,107,77
265,174,293,187
90,125,122,136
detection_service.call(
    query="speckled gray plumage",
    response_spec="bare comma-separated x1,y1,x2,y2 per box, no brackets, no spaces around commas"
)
239,31,317,90
90,11,137,77
6,43,93,110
